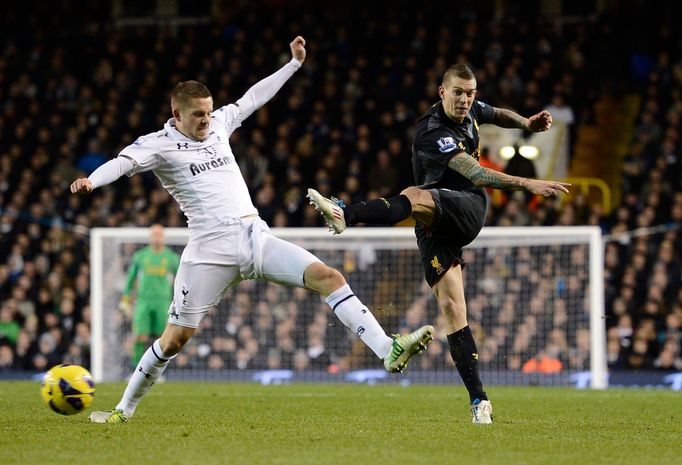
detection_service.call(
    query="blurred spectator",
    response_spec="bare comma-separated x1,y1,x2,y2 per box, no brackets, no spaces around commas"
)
77,140,107,175
0,304,21,345
545,93,575,154
521,345,564,374
0,344,16,371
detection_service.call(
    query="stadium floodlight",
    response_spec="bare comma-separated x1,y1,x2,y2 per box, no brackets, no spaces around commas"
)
519,145,540,159
500,145,540,160
499,145,516,160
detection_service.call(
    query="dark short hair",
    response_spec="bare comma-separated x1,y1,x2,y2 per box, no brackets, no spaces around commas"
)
171,80,212,109
442,64,476,86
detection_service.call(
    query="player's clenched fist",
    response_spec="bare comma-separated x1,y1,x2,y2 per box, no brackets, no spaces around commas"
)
70,178,93,194
290,36,306,63
527,110,552,132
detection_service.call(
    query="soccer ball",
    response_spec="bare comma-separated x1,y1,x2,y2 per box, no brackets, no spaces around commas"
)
40,364,95,415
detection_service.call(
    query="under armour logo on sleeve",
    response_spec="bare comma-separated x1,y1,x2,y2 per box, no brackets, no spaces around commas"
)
177,142,189,149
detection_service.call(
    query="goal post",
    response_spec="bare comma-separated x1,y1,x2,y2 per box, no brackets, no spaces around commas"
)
90,226,606,388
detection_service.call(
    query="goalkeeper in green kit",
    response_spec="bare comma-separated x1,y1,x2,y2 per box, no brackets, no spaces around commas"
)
120,224,180,367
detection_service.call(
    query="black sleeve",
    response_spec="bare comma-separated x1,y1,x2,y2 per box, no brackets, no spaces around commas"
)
413,127,467,186
418,127,467,165
472,100,495,125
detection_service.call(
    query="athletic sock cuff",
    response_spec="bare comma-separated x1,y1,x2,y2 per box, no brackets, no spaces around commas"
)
152,339,176,361
447,326,471,346
325,284,353,310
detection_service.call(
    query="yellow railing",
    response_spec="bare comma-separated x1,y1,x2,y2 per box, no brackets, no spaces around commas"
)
563,177,612,214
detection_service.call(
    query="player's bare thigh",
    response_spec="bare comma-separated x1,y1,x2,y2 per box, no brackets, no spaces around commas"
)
401,186,436,226
259,233,346,296
431,263,468,333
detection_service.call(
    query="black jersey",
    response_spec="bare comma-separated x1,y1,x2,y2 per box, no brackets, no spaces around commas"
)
411,100,495,190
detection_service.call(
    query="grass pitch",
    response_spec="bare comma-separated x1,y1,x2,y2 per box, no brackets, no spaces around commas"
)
1,382,680,465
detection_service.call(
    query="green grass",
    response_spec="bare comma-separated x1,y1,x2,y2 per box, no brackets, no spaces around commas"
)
1,382,680,465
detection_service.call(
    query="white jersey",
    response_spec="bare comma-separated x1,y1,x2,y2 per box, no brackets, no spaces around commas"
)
104,57,302,237
119,108,256,234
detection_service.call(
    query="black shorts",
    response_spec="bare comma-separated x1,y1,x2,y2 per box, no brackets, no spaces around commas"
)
415,188,487,287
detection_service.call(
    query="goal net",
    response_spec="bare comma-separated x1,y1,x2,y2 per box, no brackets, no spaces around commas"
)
90,226,606,388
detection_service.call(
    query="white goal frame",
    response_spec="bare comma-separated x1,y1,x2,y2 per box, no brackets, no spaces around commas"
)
90,226,606,388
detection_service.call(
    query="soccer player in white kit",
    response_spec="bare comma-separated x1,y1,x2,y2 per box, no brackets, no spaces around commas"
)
70,36,434,423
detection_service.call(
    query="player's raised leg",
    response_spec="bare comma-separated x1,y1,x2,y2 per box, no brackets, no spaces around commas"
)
260,232,434,371
306,261,434,372
307,186,430,234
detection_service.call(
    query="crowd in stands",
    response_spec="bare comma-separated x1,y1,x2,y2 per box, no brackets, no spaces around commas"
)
0,1,680,377
602,46,682,371
156,241,591,375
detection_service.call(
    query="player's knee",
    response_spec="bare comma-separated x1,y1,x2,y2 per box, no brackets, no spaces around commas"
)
319,265,345,288
401,187,434,215
438,296,466,319
304,262,346,294
400,186,421,204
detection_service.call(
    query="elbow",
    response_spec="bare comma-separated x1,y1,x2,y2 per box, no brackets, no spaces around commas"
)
470,177,486,188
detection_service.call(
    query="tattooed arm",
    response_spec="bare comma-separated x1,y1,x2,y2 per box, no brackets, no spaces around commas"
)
492,108,552,132
447,152,570,196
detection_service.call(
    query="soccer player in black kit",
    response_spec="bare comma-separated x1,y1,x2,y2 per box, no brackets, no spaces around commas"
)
308,63,571,424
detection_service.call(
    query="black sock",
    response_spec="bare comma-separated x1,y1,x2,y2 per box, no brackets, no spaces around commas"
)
343,195,412,225
448,326,488,402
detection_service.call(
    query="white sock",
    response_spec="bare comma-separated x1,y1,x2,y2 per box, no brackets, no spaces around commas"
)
326,284,393,359
116,339,174,417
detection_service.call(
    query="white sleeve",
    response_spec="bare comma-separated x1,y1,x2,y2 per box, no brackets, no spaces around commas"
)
212,104,242,135
118,135,161,175
88,157,135,189
213,58,301,133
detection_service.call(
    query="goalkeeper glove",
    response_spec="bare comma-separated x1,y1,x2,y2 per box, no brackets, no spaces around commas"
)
119,295,132,317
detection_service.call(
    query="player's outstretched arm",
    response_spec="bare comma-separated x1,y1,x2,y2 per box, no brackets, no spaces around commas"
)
233,36,306,120
448,152,570,196
69,156,135,195
492,108,552,132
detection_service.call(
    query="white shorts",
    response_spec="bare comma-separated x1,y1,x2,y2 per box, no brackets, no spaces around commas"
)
168,218,321,328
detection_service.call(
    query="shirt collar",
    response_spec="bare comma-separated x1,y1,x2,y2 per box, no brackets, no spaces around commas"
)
164,118,196,142
436,101,471,128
